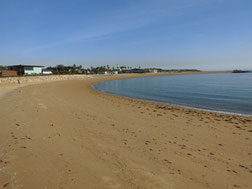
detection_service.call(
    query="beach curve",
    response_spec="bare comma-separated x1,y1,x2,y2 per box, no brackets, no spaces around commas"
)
0,72,252,189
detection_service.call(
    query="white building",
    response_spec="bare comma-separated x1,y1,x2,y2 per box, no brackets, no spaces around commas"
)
42,70,53,75
8,65,44,75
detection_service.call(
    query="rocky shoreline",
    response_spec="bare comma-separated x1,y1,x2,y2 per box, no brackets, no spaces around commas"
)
0,74,92,85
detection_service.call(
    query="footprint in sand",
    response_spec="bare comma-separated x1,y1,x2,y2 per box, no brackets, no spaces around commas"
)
38,103,47,109
101,176,121,189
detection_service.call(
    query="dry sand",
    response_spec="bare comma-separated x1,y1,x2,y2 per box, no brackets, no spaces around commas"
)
0,72,251,189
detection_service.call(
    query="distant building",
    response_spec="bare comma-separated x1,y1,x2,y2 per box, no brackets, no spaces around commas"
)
0,70,18,77
148,68,158,73
8,65,44,75
104,70,113,75
104,70,119,75
42,70,53,75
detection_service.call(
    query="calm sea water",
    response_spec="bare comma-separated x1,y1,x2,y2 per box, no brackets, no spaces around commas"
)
93,73,252,116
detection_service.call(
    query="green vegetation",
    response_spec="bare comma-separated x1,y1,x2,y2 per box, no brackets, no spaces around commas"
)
0,63,202,75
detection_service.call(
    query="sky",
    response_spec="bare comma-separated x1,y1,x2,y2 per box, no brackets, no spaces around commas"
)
0,0,251,70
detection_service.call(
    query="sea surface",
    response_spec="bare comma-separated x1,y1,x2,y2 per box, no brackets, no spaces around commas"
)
93,73,252,116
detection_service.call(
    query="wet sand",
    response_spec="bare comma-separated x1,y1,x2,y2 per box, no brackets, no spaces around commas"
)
0,72,252,189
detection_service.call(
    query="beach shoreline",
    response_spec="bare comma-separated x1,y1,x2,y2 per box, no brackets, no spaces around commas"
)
93,86,252,118
0,71,252,189
90,71,252,119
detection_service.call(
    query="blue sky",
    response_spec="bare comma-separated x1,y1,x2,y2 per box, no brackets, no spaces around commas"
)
0,0,251,70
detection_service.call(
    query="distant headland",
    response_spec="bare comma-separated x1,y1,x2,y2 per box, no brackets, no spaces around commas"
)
232,70,250,73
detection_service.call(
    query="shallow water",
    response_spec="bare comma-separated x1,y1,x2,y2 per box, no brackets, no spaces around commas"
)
94,73,252,116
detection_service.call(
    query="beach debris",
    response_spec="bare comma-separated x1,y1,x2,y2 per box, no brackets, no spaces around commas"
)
3,183,9,188
145,140,150,145
239,164,246,168
163,159,172,164
25,136,32,140
233,184,240,187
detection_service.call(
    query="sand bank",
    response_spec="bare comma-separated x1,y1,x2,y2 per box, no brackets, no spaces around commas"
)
0,74,91,100
0,72,251,189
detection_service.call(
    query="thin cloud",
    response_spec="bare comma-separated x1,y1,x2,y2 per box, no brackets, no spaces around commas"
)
22,0,203,52
22,0,229,53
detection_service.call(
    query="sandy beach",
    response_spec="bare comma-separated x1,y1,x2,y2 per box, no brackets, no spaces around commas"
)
0,72,251,189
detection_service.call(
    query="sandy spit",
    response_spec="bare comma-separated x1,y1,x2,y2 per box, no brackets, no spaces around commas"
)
0,72,251,189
